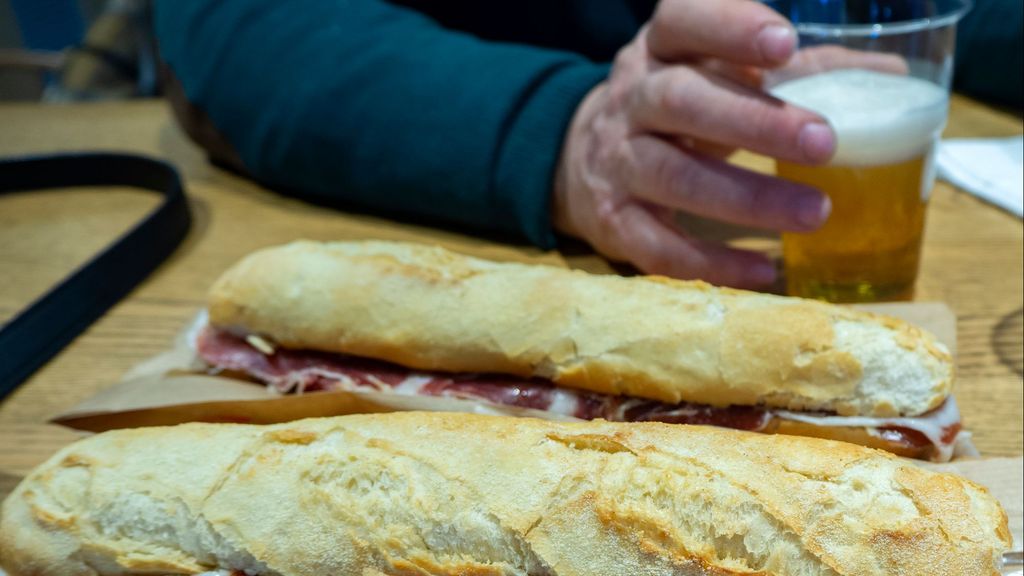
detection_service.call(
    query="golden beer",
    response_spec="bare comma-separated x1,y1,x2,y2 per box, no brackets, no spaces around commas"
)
771,70,947,302
779,155,927,301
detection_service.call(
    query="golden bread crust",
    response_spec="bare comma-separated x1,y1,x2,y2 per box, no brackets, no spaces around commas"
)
0,413,1009,576
207,241,952,417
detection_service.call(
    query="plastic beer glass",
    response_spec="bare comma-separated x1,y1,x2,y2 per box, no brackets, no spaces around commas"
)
764,0,972,302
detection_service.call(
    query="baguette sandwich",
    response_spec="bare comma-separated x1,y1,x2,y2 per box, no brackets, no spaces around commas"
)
0,412,1011,575
194,240,964,461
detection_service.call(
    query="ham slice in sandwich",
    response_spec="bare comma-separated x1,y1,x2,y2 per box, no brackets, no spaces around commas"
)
196,240,966,461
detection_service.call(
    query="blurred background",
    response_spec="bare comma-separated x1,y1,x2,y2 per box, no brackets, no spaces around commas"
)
0,0,156,101
0,0,1019,110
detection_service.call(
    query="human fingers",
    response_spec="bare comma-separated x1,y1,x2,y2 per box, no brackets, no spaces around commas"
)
600,202,778,288
699,59,764,89
767,45,911,87
791,45,910,76
671,136,736,160
618,135,830,231
647,0,797,67
630,66,835,163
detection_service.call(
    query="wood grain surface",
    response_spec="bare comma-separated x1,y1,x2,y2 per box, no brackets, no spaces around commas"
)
0,96,1020,502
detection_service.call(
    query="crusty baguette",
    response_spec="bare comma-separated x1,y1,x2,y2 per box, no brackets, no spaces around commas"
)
0,412,1009,576
207,240,952,417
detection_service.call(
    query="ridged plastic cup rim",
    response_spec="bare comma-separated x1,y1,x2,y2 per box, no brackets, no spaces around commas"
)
794,0,973,37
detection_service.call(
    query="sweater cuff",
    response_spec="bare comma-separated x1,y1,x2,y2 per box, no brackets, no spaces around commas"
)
493,63,609,248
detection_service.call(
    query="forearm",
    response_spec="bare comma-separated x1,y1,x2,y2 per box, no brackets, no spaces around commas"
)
154,0,607,246
161,63,246,174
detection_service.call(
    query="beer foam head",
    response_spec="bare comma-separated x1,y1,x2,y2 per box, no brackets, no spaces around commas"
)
771,69,948,166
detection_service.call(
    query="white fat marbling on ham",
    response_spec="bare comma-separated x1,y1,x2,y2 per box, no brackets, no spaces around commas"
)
776,396,963,462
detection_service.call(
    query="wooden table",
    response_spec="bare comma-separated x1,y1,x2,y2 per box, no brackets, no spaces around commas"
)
0,96,1021,500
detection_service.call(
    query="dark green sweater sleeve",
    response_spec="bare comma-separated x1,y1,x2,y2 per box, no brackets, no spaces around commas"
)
154,0,608,247
954,0,1023,109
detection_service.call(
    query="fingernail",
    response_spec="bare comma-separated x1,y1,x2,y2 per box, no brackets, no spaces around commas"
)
757,24,796,63
798,194,831,228
750,261,778,285
798,122,835,163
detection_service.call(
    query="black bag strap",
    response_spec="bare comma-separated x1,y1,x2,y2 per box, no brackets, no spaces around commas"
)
0,153,192,400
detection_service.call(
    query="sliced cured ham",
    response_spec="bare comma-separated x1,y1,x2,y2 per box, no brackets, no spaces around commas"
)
196,326,962,461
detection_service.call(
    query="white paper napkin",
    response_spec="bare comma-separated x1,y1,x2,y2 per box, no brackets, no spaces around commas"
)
936,135,1024,217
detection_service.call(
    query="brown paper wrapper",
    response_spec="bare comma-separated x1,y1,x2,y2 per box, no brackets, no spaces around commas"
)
56,373,578,432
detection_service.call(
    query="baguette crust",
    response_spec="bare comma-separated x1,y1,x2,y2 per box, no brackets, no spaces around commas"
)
207,241,952,417
0,412,1010,576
